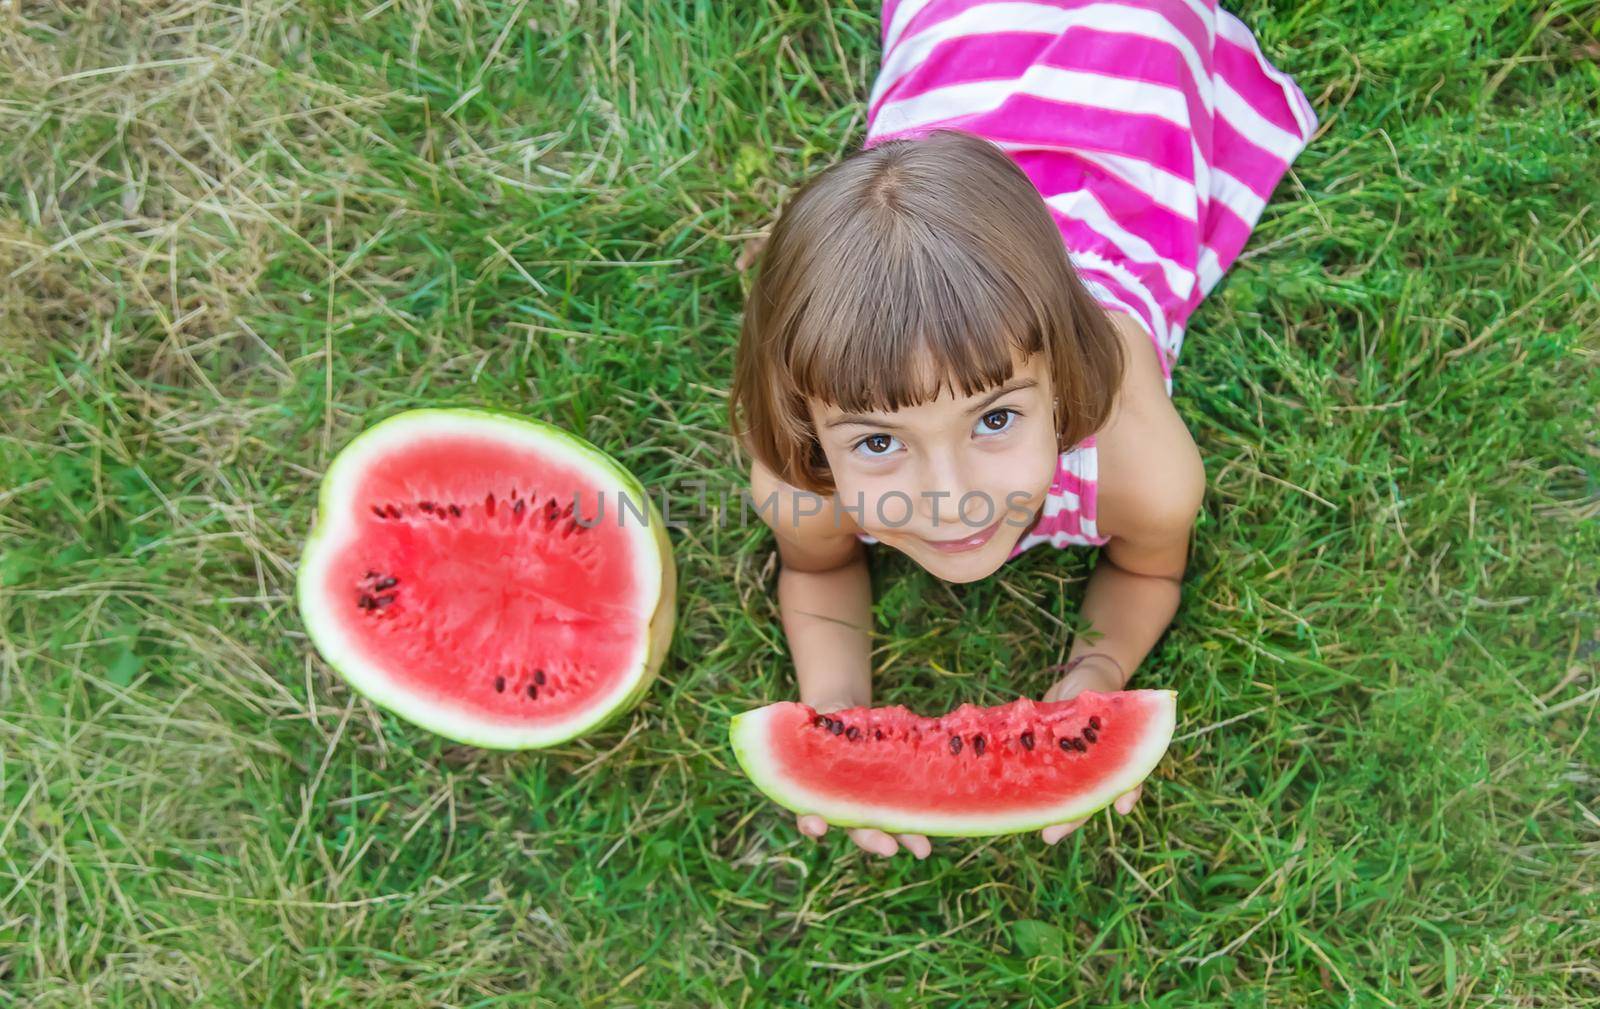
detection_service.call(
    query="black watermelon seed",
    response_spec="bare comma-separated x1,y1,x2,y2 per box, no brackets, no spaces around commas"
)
534,669,546,685
874,729,884,740
419,501,434,513
494,676,506,693
371,506,385,518
973,735,986,756
830,720,844,736
1089,715,1101,731
387,505,402,519
1073,738,1087,752
1083,725,1098,743
373,594,396,607
1058,737,1071,752
846,726,860,741
1020,731,1035,751
527,684,538,699
357,595,375,610
513,499,525,516
448,504,462,517
375,577,397,590
813,715,827,728
949,735,962,755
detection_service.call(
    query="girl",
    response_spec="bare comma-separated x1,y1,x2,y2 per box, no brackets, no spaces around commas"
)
729,0,1316,859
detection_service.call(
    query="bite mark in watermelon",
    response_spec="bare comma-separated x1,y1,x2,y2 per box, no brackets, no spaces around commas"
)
730,691,1175,836
297,409,676,749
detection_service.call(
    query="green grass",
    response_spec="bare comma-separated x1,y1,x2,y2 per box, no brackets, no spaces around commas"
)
2,0,1597,1004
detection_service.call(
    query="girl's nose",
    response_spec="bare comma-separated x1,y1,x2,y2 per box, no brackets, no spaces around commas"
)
917,451,975,529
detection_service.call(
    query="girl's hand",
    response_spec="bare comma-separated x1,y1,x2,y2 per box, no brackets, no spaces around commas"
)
792,699,933,860
1038,655,1143,845
795,813,932,860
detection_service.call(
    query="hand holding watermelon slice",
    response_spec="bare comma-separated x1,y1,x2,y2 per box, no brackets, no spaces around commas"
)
730,684,1175,846
786,674,1143,857
1039,653,1146,843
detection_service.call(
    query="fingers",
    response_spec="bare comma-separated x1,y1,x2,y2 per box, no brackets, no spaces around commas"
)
1040,819,1087,845
1041,787,1144,844
1114,786,1142,816
896,834,932,859
848,828,901,857
798,814,932,859
1042,677,1085,704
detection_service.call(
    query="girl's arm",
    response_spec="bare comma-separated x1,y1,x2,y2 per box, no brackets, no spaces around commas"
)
779,557,874,708
749,457,873,709
758,470,876,706
1045,314,1205,699
1036,315,1201,843
748,458,933,859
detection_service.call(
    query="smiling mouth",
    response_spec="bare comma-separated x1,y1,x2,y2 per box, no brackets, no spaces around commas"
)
920,517,1004,554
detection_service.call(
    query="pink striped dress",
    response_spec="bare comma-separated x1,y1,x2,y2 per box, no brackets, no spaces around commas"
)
856,0,1317,555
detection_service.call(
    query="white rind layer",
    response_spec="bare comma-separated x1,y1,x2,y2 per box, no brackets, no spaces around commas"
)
297,408,676,750
729,691,1176,836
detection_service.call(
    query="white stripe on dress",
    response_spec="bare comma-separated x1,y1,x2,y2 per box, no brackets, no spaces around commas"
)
884,0,939,54
1215,77,1309,162
992,139,1200,221
1071,248,1172,348
875,65,1196,138
1045,189,1198,300
1215,10,1317,138
1209,166,1267,225
872,2,1217,115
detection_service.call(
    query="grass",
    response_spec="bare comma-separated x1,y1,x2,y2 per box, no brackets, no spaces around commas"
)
1,0,1597,1004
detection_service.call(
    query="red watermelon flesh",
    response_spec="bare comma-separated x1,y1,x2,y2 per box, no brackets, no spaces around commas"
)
298,409,675,749
729,691,1175,836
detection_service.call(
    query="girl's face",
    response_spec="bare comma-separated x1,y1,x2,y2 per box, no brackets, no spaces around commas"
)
809,347,1059,583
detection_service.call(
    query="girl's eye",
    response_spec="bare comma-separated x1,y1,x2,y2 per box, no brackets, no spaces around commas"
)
852,433,901,457
975,408,1016,436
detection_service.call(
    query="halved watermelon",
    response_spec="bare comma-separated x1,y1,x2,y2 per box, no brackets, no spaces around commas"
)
729,691,1175,836
297,409,676,749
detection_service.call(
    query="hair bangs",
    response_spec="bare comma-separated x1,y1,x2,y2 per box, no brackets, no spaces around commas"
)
784,226,1047,416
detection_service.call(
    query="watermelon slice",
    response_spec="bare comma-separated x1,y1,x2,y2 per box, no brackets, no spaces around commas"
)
297,408,676,749
729,691,1176,836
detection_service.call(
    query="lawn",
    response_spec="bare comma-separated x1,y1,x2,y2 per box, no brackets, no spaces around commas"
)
2,1,1597,1005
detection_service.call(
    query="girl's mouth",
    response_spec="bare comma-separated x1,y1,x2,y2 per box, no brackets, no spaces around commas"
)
919,516,1003,554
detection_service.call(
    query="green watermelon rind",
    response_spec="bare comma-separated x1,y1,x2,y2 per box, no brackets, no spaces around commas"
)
297,407,676,750
728,691,1176,837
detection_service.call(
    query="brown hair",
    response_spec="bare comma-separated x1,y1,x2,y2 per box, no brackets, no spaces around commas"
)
729,128,1125,495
